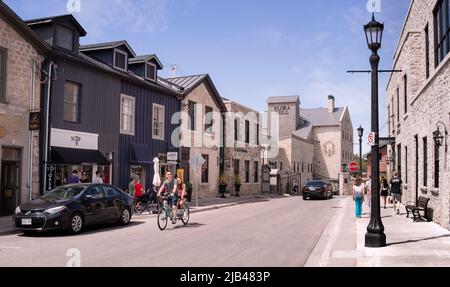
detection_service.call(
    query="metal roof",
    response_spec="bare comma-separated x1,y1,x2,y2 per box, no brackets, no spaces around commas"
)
25,14,87,36
166,74,227,112
129,54,163,69
293,121,313,139
166,74,207,91
80,40,136,57
267,96,300,104
299,107,345,127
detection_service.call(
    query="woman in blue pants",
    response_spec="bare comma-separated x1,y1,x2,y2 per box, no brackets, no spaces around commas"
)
353,177,365,218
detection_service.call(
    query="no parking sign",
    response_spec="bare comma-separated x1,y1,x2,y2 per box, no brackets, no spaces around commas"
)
367,132,376,146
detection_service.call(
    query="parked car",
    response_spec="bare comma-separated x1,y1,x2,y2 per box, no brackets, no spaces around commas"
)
302,180,333,200
14,184,134,235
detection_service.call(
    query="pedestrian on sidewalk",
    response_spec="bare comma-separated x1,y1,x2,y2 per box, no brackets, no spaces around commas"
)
380,176,389,209
390,172,403,215
353,176,365,219
365,176,372,208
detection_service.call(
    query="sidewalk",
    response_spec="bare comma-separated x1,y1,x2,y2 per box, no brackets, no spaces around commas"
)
0,193,283,236
306,196,450,267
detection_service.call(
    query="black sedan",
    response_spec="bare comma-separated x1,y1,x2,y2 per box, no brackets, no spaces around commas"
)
14,184,134,234
302,180,333,200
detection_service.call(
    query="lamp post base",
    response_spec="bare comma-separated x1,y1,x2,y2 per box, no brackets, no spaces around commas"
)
365,232,386,248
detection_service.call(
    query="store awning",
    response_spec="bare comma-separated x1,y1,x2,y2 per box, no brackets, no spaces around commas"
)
51,147,110,165
130,144,153,165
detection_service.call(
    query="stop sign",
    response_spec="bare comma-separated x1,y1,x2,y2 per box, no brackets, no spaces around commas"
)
349,162,358,172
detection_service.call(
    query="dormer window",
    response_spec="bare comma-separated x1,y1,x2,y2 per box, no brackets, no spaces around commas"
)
56,25,74,51
114,49,128,71
145,62,157,81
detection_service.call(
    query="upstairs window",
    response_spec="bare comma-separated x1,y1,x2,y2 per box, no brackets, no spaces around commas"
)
403,75,408,115
205,106,213,134
64,81,80,123
0,47,7,103
188,100,196,131
114,49,128,71
425,24,430,78
153,104,165,140
56,25,74,51
120,94,135,135
434,0,450,67
245,120,250,144
145,63,156,81
234,118,240,142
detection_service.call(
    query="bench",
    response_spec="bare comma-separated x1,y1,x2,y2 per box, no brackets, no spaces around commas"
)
405,197,430,222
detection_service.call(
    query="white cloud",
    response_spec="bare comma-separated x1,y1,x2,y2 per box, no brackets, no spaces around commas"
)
76,0,172,41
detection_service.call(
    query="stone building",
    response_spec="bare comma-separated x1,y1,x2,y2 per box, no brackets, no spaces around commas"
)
0,2,50,216
223,98,262,195
166,74,227,198
386,0,450,228
267,95,353,187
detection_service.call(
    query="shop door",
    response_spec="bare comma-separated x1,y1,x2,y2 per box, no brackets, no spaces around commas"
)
1,161,20,216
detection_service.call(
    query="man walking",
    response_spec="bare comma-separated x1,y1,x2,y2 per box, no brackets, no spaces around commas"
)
390,172,403,215
365,176,372,208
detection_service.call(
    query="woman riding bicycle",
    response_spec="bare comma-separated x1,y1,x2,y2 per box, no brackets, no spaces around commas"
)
175,177,187,212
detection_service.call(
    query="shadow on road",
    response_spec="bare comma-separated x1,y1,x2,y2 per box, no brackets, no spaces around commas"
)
387,234,450,246
170,222,205,230
17,221,146,238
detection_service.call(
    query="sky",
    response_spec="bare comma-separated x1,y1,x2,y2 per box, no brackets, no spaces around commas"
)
6,0,411,154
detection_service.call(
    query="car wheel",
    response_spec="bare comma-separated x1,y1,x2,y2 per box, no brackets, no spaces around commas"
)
69,212,84,235
119,207,131,225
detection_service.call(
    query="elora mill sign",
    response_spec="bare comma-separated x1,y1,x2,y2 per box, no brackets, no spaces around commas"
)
273,105,290,115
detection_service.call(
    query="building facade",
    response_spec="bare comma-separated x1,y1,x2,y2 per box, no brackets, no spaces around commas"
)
26,15,181,193
166,74,227,198
0,2,50,216
267,95,353,187
223,99,262,195
386,0,450,228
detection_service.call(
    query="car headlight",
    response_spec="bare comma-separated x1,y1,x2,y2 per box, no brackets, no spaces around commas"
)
44,206,67,214
15,206,21,215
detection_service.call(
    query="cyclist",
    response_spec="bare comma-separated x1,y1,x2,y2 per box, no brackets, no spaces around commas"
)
175,177,187,217
157,171,177,224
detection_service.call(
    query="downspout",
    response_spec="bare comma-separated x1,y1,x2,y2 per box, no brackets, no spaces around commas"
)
43,61,55,193
28,59,37,201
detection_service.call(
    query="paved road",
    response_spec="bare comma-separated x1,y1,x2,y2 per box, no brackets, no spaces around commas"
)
0,196,343,267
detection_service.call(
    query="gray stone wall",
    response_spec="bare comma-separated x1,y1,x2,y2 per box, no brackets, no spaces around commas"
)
0,16,44,207
387,0,450,228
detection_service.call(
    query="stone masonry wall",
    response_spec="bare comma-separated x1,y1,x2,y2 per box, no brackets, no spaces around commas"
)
0,16,44,207
387,0,450,228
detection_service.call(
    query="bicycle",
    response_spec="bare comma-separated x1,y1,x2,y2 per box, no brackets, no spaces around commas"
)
134,189,157,215
157,195,190,231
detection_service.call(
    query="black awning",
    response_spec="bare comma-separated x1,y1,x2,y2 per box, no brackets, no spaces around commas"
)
51,147,110,165
130,144,153,165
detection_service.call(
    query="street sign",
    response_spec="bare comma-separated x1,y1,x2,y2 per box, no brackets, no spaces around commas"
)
167,152,178,162
367,132,376,146
189,154,206,172
349,162,358,172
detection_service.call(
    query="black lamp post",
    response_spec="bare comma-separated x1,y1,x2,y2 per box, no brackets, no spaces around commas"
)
364,14,386,248
357,126,364,176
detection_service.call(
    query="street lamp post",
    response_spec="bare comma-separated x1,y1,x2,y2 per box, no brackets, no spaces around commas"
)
357,126,364,176
364,14,386,248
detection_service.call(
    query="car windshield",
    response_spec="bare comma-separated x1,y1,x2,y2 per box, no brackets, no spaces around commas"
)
42,186,87,200
306,181,326,186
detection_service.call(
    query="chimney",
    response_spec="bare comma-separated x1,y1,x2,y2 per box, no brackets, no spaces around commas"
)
328,95,335,113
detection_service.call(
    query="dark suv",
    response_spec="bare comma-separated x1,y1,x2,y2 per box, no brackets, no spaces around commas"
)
302,180,333,200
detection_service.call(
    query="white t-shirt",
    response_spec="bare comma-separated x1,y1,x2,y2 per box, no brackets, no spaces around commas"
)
93,176,103,184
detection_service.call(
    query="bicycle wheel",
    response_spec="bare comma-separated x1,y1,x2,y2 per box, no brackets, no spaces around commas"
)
181,206,190,225
135,205,143,216
157,208,168,231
